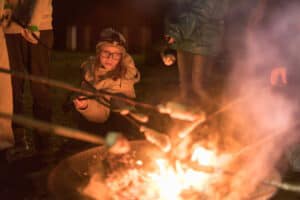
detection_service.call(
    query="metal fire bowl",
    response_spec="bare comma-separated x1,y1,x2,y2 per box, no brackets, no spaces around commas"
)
48,140,280,200
48,140,162,200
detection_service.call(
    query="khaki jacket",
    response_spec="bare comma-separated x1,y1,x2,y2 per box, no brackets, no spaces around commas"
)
4,0,53,34
75,53,140,123
0,0,14,149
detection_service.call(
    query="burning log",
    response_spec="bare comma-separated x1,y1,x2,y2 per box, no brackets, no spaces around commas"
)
121,114,172,153
184,160,217,174
177,116,207,139
140,126,171,153
158,101,206,122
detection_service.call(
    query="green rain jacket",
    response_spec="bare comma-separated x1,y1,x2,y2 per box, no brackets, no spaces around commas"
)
165,0,229,56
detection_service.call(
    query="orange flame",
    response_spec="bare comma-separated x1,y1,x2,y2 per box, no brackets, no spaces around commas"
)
146,145,230,200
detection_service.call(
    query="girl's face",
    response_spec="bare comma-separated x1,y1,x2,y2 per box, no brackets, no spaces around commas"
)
99,44,123,71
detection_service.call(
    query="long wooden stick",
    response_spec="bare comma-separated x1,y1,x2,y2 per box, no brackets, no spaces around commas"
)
0,111,105,145
264,180,300,193
0,68,156,110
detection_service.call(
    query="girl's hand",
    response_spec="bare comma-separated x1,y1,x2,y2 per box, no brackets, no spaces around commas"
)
270,67,287,86
73,96,88,110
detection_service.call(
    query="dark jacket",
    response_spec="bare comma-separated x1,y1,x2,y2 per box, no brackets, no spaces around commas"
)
165,0,229,56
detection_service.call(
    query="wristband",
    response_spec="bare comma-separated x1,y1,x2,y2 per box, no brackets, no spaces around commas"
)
28,25,39,32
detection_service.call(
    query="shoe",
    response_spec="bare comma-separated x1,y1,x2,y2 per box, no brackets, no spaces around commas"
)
5,129,36,163
6,145,37,163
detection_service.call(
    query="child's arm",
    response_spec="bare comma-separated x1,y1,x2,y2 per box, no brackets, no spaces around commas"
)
73,58,112,123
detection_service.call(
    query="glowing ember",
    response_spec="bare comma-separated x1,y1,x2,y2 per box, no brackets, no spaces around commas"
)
146,145,229,200
82,139,281,200
84,145,230,200
191,145,218,165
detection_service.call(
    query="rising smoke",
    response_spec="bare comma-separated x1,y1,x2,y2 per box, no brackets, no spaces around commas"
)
223,1,300,198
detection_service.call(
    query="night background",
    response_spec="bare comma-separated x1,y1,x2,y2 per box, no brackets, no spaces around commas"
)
53,0,167,53
1,0,300,199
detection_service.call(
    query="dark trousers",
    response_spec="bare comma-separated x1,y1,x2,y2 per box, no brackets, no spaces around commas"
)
5,30,54,149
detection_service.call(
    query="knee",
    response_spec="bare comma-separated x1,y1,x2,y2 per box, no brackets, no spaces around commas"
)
83,110,110,123
76,100,110,123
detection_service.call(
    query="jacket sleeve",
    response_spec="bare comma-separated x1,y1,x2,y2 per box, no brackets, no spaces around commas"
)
0,0,4,17
164,0,197,42
75,99,110,123
29,0,50,26
96,78,136,99
112,79,136,98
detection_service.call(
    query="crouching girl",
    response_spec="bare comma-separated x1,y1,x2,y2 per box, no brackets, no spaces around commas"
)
72,28,140,134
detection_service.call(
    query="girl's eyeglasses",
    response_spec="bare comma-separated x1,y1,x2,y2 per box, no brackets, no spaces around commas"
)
100,50,122,60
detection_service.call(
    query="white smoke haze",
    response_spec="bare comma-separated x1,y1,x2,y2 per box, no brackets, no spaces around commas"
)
223,1,300,198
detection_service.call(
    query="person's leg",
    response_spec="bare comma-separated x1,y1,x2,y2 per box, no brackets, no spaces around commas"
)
191,54,214,108
0,28,13,150
28,30,54,152
5,34,35,161
5,34,27,125
177,50,193,104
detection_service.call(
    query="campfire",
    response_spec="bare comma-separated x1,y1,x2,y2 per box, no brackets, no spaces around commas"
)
79,130,279,200
47,97,285,200
0,68,292,199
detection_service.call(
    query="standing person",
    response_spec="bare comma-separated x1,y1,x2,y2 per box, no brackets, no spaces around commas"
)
246,0,300,87
164,0,228,109
4,0,54,160
247,0,300,173
0,0,14,150
70,28,140,137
